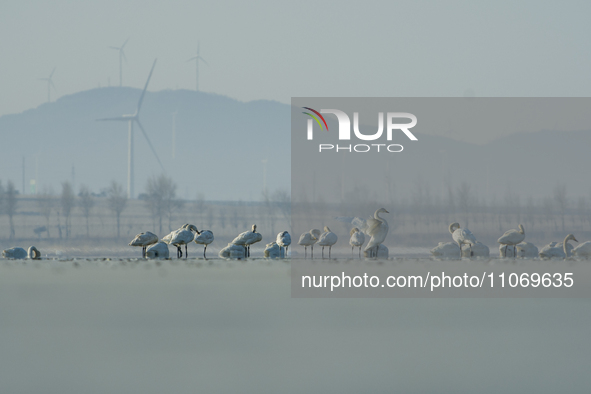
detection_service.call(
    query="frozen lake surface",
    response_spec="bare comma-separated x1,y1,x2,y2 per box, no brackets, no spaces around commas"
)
1,258,590,393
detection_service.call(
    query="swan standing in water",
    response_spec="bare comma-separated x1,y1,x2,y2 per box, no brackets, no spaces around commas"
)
498,224,525,258
539,234,578,258
298,229,321,259
163,224,197,258
450,222,477,255
572,241,591,257
317,226,338,259
364,208,389,258
193,228,214,258
129,231,158,258
145,242,170,259
276,231,291,256
2,246,41,259
162,224,188,245
232,224,262,258
349,227,365,258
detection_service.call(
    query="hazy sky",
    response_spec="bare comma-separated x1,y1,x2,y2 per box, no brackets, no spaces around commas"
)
2,0,591,143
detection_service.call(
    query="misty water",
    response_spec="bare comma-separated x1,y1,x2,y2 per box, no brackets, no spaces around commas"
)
1,256,590,394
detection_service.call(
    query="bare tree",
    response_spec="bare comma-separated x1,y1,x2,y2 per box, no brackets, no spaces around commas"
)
525,196,536,232
166,199,184,232
272,189,291,232
79,185,95,238
576,196,587,229
542,197,557,232
456,181,473,227
445,184,456,224
195,193,206,223
230,207,239,231
145,174,179,234
206,209,214,230
553,183,567,232
219,208,226,231
6,181,17,239
60,182,75,238
108,181,127,238
261,189,277,236
504,190,521,226
37,186,54,238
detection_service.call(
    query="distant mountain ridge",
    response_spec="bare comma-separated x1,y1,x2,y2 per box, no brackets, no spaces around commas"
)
0,89,588,201
0,88,290,201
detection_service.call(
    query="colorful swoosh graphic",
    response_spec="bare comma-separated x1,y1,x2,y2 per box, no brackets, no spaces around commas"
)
302,107,329,131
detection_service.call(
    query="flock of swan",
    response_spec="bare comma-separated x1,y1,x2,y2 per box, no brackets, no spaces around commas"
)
3,207,591,260
431,222,591,259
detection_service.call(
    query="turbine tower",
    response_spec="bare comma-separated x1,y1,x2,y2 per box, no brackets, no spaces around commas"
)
38,68,56,102
187,41,208,91
97,59,165,199
110,38,129,87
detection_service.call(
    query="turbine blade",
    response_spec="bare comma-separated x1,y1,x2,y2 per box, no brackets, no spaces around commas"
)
187,56,197,62
122,50,127,63
49,67,56,78
136,119,165,172
110,46,120,50
136,59,157,115
122,37,129,48
198,56,208,66
50,80,56,90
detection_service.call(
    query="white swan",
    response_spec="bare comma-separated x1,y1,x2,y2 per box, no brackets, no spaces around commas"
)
145,242,170,259
161,223,189,245
515,242,538,258
163,224,197,258
450,222,477,254
276,231,291,256
364,208,389,258
349,227,365,258
2,246,41,259
193,228,214,258
264,241,283,259
461,241,489,257
219,243,246,259
498,224,525,258
499,244,515,258
171,224,198,258
129,231,158,257
539,234,578,258
298,229,321,259
572,241,591,257
232,224,262,258
317,226,338,259
431,242,461,259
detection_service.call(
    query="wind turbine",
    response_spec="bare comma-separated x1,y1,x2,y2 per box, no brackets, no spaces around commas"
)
97,59,165,199
110,38,129,86
38,68,56,102
187,42,208,91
